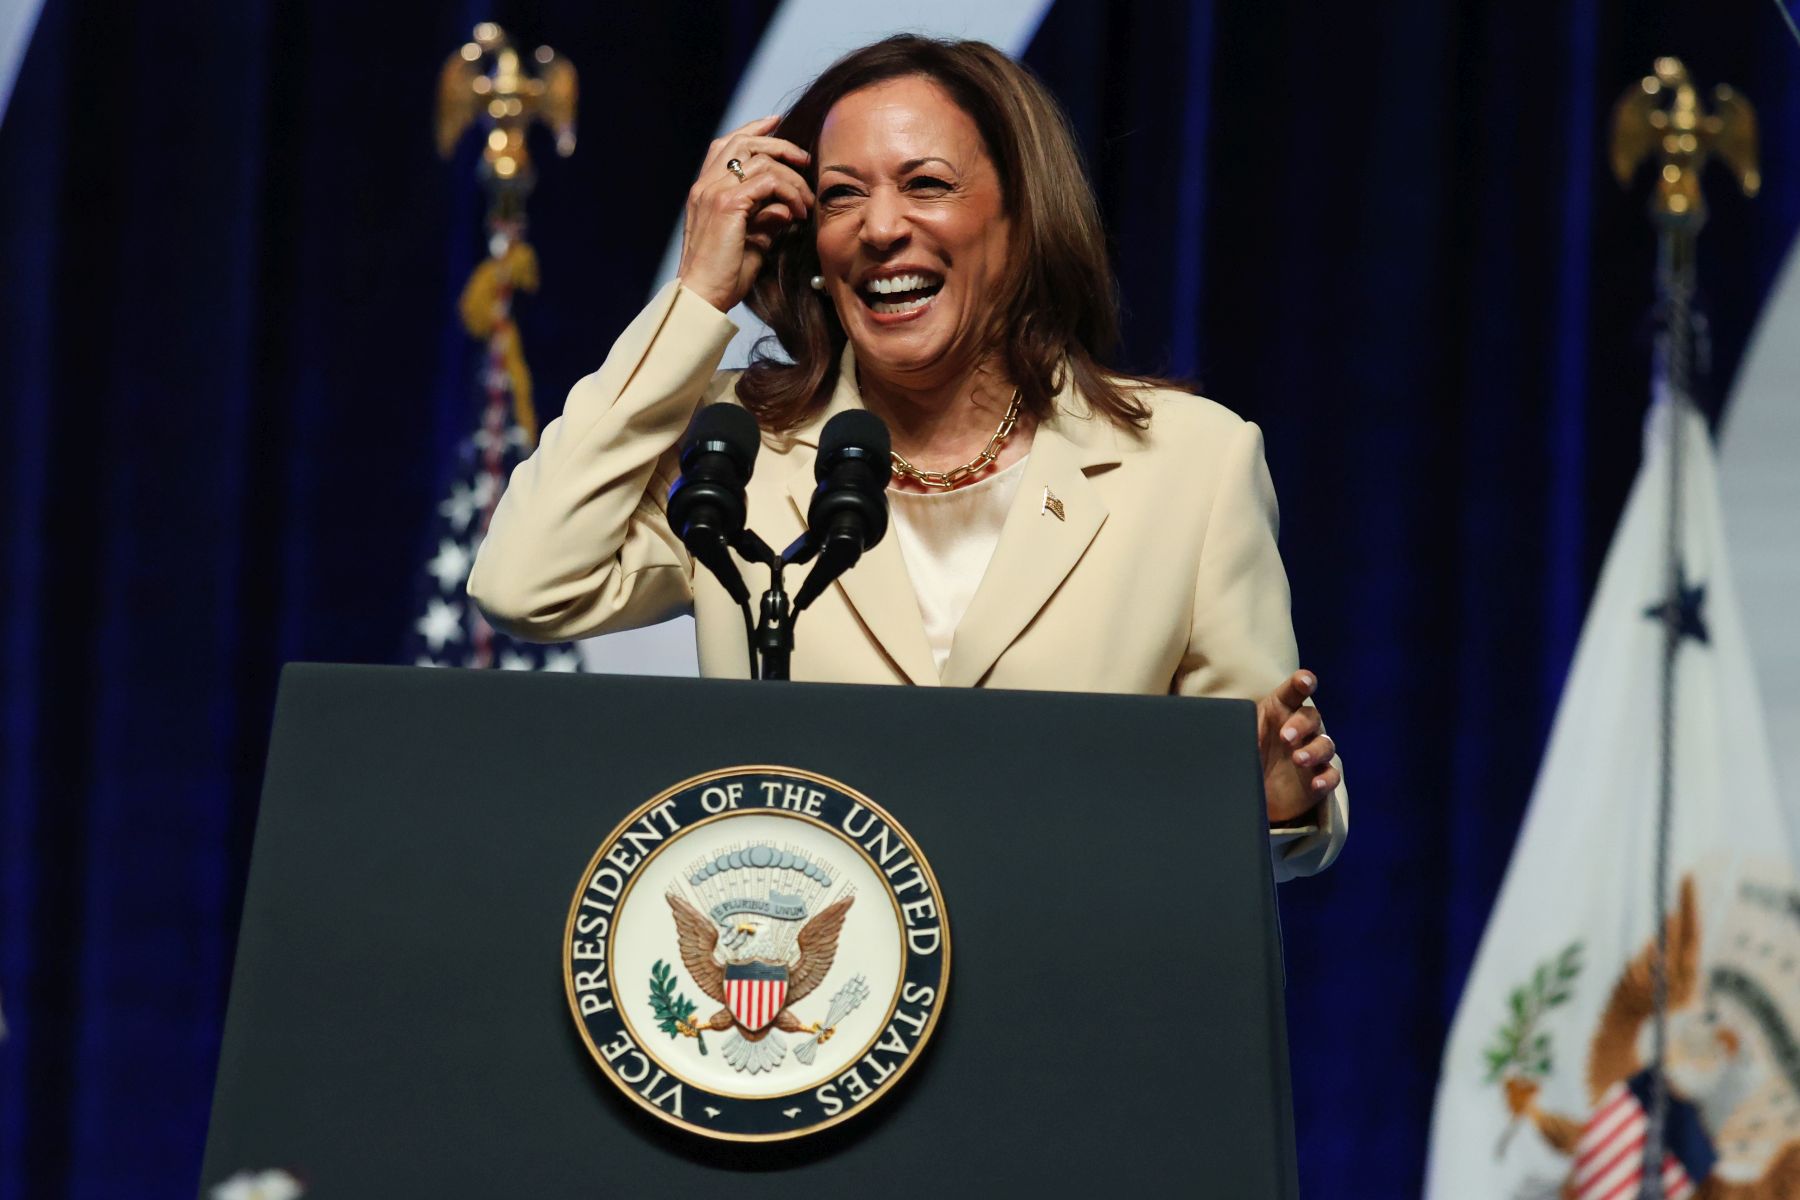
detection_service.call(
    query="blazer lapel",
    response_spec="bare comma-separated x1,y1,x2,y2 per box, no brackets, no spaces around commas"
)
778,348,1124,688
782,350,939,686
785,459,940,685
940,392,1121,688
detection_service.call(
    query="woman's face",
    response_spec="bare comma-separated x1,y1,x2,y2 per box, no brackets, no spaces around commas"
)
813,75,1012,391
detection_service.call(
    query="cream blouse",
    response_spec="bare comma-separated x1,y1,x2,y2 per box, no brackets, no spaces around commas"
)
885,456,1030,677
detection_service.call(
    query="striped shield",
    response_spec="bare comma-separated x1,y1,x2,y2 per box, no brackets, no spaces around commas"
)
1572,1072,1712,1200
723,961,789,1032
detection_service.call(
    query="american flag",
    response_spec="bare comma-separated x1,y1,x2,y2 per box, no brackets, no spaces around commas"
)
406,224,582,674
1572,1071,1716,1200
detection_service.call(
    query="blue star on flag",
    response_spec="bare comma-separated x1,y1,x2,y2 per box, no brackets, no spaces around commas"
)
1643,564,1710,647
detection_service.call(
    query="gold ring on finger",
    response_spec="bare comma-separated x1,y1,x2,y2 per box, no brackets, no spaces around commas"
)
726,157,747,182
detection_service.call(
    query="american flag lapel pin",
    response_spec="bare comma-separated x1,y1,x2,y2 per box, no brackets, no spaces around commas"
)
1041,486,1065,521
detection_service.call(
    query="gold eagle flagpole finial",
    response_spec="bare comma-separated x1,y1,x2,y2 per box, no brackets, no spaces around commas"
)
1610,55,1759,231
437,22,577,216
435,23,577,445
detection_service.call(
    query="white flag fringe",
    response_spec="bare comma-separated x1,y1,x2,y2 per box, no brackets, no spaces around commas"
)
1425,399,1799,1199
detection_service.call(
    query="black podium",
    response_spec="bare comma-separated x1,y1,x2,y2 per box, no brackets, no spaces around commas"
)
200,665,1298,1197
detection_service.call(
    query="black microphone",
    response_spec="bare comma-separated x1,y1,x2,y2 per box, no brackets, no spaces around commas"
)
792,410,892,612
667,404,760,605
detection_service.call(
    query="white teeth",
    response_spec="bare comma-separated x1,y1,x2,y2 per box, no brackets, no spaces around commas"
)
863,272,939,295
869,293,936,315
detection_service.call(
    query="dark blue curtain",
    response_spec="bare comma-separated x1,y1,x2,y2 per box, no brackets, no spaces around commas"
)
1,0,1795,1195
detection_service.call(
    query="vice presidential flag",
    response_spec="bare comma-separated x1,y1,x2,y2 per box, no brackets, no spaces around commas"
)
1424,396,1800,1200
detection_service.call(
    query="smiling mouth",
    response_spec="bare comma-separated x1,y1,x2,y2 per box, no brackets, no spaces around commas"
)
857,272,944,316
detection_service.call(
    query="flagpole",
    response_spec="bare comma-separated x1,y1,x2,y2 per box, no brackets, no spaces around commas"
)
409,24,581,671
1643,177,1693,1200
1610,57,1759,1198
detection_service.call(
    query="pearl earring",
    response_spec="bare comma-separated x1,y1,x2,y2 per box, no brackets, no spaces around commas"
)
809,275,825,291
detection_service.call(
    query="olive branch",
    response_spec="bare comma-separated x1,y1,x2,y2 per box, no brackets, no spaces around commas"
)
1482,941,1582,1084
649,959,707,1056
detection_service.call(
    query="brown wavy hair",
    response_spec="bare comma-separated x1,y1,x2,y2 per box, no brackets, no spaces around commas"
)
738,35,1158,433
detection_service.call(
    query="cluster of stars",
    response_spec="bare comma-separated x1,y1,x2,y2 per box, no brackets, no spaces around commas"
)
407,416,583,672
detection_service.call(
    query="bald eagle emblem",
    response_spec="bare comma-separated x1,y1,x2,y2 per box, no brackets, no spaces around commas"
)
658,843,861,1075
1493,873,1800,1199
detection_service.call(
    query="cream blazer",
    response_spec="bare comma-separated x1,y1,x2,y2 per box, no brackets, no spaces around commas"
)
469,282,1347,879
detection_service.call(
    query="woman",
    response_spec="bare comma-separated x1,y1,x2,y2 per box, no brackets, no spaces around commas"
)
468,36,1345,878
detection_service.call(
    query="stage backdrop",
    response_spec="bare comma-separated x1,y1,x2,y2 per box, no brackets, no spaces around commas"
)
1,1,1797,1196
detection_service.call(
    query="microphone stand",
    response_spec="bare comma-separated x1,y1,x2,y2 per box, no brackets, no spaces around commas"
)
728,531,815,682
755,557,795,681
721,413,890,681
729,530,839,682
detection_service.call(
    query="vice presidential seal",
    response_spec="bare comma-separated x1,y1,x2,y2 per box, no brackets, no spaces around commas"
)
563,766,950,1141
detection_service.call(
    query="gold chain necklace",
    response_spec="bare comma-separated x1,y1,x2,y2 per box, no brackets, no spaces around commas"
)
888,390,1024,491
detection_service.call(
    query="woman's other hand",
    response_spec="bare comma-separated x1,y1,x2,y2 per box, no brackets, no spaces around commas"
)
676,115,815,313
1257,669,1339,825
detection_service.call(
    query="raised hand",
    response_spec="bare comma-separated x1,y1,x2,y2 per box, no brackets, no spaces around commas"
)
1256,669,1340,825
676,115,815,313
